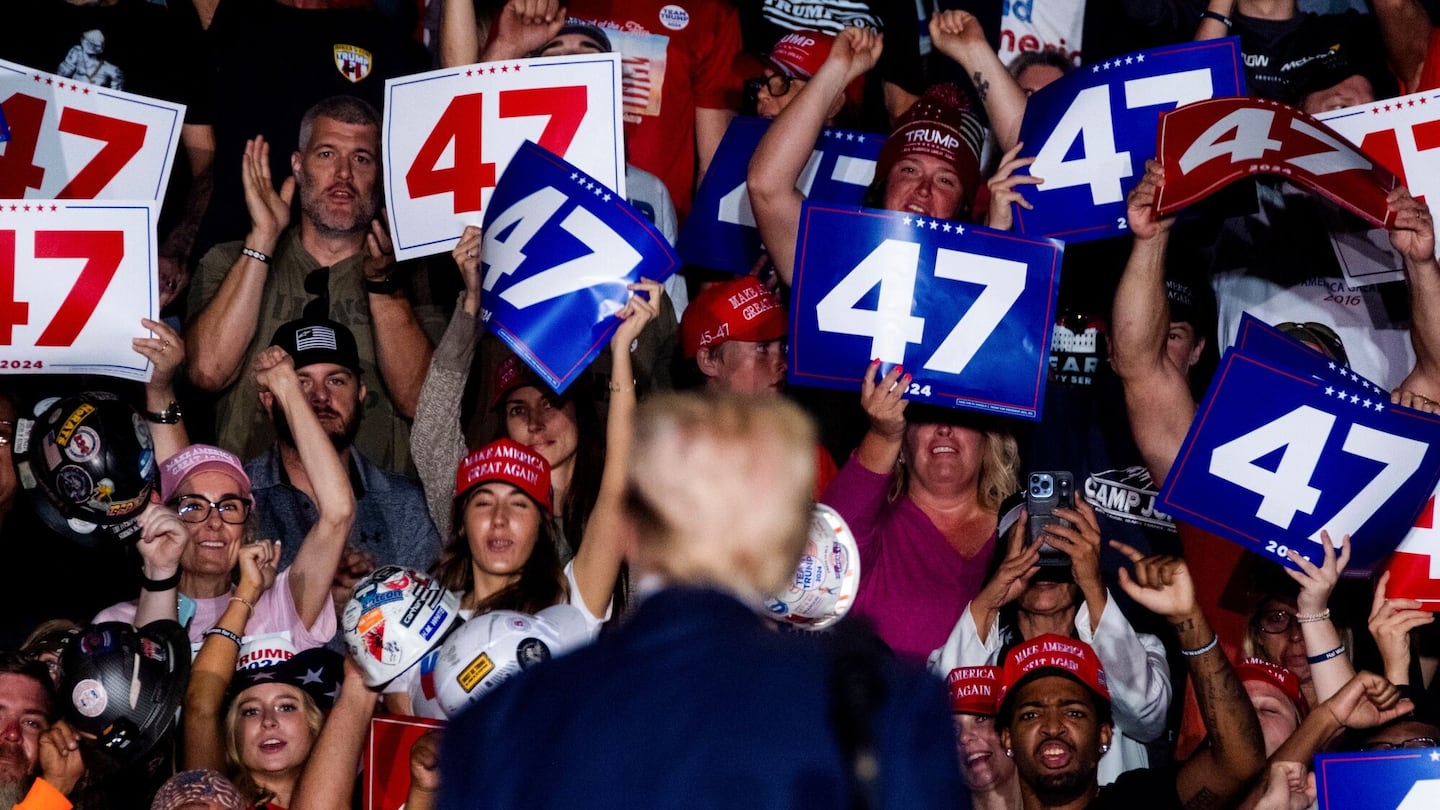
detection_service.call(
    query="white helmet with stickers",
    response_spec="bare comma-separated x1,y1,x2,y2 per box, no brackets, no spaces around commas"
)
763,503,860,630
343,566,461,688
424,604,592,718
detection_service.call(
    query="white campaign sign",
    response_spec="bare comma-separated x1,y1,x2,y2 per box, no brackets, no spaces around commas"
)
382,52,626,261
1319,90,1440,286
0,200,159,381
0,58,185,201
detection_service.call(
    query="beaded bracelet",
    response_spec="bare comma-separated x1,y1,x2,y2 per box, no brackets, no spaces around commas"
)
230,595,256,613
205,627,243,647
1181,634,1220,656
241,246,272,265
1307,644,1347,665
1296,609,1331,624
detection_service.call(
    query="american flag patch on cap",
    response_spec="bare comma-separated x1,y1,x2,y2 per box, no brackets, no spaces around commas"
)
296,326,338,352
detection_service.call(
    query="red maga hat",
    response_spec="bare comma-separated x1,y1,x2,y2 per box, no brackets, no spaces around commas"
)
453,438,553,511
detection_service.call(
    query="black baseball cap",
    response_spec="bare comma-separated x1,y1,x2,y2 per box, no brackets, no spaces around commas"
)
270,317,362,374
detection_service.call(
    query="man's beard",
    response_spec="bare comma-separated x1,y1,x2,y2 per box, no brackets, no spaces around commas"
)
0,774,31,807
1029,769,1092,804
274,405,361,452
297,172,379,238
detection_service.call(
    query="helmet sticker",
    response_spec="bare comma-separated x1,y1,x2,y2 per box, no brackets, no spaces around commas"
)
56,466,94,503
516,638,550,669
457,652,494,692
72,678,108,718
64,426,100,463
420,606,449,640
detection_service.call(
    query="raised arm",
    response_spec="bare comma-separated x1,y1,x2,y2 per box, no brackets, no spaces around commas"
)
855,359,909,475
1391,188,1440,401
411,226,484,537
570,279,665,618
362,211,434,420
133,504,191,626
1284,532,1357,703
257,348,356,627
183,540,279,772
1113,540,1265,808
186,136,293,391
1266,670,1413,768
291,657,379,810
1374,0,1435,93
133,317,190,462
1111,160,1194,482
929,11,1028,152
749,26,882,287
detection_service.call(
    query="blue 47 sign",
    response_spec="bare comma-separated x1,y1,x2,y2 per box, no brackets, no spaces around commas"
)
1160,347,1440,574
788,203,1063,420
1316,748,1440,810
481,141,679,393
1013,37,1245,242
679,116,883,274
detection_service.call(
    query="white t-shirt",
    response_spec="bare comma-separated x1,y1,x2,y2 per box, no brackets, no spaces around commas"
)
1000,0,1083,67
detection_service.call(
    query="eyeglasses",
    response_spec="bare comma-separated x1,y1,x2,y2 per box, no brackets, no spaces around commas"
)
1257,609,1298,635
1359,737,1440,751
747,73,795,98
171,495,252,525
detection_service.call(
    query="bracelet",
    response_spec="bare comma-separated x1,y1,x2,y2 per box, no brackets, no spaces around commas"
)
241,246,272,265
1180,634,1219,657
230,595,256,613
205,627,243,647
1296,609,1331,624
140,571,181,592
1200,9,1232,28
608,378,636,393
143,401,183,425
364,274,404,295
1307,644,1347,665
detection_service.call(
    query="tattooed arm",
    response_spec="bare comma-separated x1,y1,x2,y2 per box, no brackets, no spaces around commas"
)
1112,540,1265,809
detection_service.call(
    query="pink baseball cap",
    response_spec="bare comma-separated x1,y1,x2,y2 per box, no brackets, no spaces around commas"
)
999,634,1111,714
453,438,553,511
160,444,252,503
948,665,1001,715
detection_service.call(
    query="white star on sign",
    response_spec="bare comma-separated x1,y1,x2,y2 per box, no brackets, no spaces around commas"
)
1376,402,1386,412
570,172,579,181
930,220,940,229
902,216,912,225
1093,65,1101,74
1325,386,1335,397
915,218,927,228
846,133,856,141
954,225,965,235
942,223,952,233
1135,54,1145,63
603,194,612,202
1364,399,1373,409
1350,394,1361,404
857,135,865,143
1328,362,1337,370
1431,751,1440,761
1125,56,1134,65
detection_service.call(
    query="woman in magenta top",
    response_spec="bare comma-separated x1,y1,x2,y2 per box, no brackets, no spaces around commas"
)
823,360,1020,662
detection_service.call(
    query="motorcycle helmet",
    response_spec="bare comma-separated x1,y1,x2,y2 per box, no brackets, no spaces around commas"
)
343,566,461,688
763,504,860,630
428,604,592,718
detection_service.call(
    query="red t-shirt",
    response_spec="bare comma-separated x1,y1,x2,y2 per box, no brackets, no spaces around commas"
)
567,0,744,218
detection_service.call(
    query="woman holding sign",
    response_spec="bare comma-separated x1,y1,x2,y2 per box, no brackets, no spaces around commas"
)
391,264,664,716
822,360,1019,662
748,25,986,288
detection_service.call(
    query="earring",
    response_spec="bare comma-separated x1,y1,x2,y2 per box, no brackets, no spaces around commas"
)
1101,744,1109,754
1005,749,1013,758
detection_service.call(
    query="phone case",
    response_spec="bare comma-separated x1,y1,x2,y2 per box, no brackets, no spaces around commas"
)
1026,471,1075,555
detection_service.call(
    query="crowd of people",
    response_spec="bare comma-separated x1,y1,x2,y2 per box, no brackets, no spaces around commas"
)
5,0,1440,808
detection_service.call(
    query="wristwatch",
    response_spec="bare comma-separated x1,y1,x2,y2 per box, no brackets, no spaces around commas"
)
144,400,183,424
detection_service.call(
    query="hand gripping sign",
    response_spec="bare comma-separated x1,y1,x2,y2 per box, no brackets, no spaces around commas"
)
788,203,1063,420
0,200,159,381
363,714,444,810
481,141,679,394
383,52,626,261
0,58,184,201
679,116,884,274
1316,89,1440,287
1012,37,1244,243
1154,96,1401,228
1315,748,1440,810
1159,346,1440,576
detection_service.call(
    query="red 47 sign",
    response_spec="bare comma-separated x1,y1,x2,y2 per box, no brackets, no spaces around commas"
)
0,200,159,381
383,52,626,261
1154,97,1400,228
0,58,184,201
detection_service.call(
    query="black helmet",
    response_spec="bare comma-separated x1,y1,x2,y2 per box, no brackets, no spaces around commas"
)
14,392,156,543
59,620,190,773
